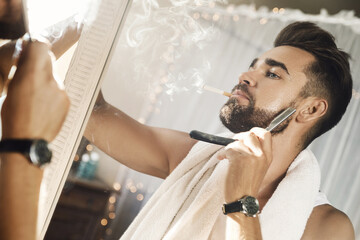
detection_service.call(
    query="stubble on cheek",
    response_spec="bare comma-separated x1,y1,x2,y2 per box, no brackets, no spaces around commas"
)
220,104,232,123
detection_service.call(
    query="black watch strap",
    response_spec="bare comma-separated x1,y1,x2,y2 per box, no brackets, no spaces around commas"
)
223,196,260,217
222,200,243,215
0,139,52,167
0,139,33,153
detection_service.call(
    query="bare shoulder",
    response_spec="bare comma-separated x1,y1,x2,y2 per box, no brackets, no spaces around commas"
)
152,127,197,174
302,204,355,240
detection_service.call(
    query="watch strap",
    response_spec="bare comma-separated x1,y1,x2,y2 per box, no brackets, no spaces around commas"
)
222,200,243,215
0,139,52,167
0,139,32,155
223,196,260,217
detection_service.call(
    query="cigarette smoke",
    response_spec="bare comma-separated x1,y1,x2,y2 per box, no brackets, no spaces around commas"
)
122,0,227,98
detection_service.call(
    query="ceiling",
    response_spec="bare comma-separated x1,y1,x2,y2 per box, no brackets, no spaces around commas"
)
228,0,360,17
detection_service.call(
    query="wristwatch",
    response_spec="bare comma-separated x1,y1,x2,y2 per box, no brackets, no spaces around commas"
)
0,139,52,167
222,195,260,217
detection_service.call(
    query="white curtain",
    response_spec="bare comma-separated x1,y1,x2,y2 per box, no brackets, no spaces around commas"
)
102,3,360,238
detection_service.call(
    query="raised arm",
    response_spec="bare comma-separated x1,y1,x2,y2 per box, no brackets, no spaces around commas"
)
0,41,70,240
84,92,197,179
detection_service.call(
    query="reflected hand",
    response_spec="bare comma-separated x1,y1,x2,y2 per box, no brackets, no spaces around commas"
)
1,41,70,141
218,128,272,203
45,15,84,59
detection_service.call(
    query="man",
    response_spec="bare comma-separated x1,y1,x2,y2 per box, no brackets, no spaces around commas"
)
0,1,78,239
85,22,355,239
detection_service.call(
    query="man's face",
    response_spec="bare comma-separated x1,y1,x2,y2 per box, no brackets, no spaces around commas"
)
220,46,315,134
0,0,26,39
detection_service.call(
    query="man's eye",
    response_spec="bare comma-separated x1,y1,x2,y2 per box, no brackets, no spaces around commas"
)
266,71,280,79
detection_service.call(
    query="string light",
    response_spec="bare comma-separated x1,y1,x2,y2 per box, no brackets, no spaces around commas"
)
109,196,116,204
137,194,144,201
108,204,115,211
272,7,279,14
212,14,220,22
74,154,80,161
130,186,137,193
279,8,285,14
126,179,134,189
100,218,108,226
109,212,116,219
233,15,240,22
86,144,93,151
113,182,121,191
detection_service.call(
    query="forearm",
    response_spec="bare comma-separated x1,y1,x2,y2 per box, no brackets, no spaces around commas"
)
85,101,170,178
228,213,263,240
0,153,43,240
46,16,82,59
84,100,195,178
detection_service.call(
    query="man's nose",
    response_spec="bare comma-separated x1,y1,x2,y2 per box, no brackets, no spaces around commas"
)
238,72,257,87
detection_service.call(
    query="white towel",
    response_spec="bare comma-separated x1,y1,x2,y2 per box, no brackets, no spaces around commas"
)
120,137,320,240
259,148,320,240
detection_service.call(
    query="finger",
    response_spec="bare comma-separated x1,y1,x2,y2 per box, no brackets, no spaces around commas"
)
250,127,272,162
48,50,65,90
227,138,248,151
17,41,51,73
232,132,248,141
217,149,226,160
242,132,263,157
218,140,250,160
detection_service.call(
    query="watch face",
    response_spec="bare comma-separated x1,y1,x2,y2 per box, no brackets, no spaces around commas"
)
243,196,259,216
32,139,52,166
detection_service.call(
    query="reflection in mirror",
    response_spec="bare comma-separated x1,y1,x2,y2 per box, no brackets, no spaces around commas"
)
44,0,360,239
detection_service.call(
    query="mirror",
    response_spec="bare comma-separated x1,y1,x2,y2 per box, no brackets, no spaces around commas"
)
28,0,359,239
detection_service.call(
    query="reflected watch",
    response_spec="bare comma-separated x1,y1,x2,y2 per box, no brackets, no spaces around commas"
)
0,139,52,167
222,195,260,217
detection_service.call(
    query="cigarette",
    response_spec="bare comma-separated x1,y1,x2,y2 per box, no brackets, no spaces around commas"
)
203,85,231,97
7,38,24,80
7,33,32,81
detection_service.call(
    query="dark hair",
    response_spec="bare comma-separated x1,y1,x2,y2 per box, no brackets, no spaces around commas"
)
274,21,353,147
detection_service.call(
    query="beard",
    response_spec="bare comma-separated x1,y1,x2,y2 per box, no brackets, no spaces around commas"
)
219,84,293,135
0,20,26,39
0,4,26,40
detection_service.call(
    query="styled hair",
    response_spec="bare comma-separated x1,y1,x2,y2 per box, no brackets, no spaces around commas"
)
274,21,353,147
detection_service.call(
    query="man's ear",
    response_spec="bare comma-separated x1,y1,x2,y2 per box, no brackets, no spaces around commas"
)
296,97,328,123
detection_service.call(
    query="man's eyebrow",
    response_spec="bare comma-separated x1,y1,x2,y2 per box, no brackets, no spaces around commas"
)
265,58,289,75
249,58,258,69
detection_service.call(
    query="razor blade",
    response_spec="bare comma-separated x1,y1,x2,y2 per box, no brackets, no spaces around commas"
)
189,107,296,146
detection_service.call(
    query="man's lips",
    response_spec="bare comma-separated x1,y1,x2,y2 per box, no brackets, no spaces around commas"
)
231,89,250,101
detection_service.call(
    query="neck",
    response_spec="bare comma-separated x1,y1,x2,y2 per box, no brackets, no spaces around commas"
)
257,127,304,209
